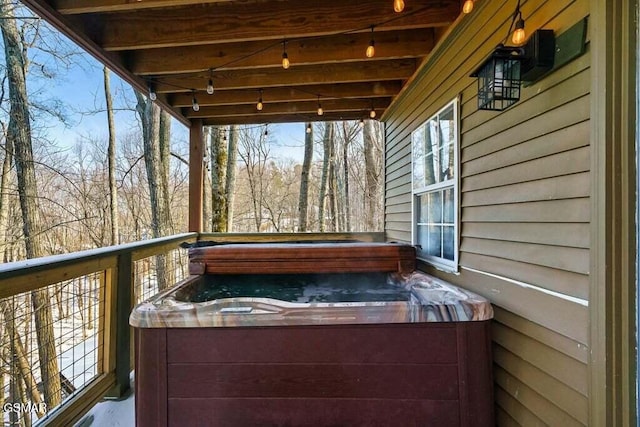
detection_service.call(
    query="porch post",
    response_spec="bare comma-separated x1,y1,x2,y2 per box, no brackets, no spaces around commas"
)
189,119,204,233
590,0,638,425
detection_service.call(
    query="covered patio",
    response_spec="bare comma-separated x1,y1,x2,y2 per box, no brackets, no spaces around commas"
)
0,0,636,426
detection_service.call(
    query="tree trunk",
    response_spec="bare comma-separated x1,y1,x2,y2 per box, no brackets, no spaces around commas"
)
202,127,212,232
1,300,46,419
135,93,173,290
210,126,228,232
318,123,332,232
225,126,238,231
328,127,338,232
341,122,351,232
0,122,12,257
297,122,313,232
159,111,175,286
363,120,381,231
103,67,119,246
0,1,61,407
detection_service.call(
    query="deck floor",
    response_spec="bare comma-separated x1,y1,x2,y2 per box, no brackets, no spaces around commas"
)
74,377,135,427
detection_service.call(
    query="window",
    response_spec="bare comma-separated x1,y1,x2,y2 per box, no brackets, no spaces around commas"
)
411,99,458,270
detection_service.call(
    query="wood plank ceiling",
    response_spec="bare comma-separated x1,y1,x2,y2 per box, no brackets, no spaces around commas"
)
21,0,464,126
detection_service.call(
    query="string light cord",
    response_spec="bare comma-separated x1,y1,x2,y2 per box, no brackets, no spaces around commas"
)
143,3,439,93
503,0,522,45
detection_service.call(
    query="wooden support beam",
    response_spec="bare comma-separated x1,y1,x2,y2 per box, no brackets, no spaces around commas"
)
129,29,435,75
154,59,416,93
77,0,459,51
55,0,235,14
169,82,402,107
201,112,377,126
188,120,204,233
184,97,392,119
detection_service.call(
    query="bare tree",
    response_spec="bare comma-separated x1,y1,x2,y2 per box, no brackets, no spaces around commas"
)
0,0,61,407
363,120,383,231
209,126,227,232
135,93,173,290
341,122,360,232
103,67,119,245
318,123,332,232
237,126,270,232
297,122,313,231
225,125,238,231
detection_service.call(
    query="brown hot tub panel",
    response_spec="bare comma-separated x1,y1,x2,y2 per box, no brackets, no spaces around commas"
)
131,242,494,426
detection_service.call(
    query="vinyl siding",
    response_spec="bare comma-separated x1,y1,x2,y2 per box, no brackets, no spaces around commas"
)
383,0,590,424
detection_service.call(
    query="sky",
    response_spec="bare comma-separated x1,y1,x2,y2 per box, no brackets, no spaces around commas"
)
24,18,307,163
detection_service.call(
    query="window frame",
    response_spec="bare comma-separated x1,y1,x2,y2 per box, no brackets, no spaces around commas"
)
410,98,460,272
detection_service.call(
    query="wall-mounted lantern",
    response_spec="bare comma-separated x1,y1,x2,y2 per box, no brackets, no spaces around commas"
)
470,45,525,111
470,29,555,111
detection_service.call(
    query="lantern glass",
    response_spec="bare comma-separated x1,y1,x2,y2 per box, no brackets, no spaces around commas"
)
472,47,524,111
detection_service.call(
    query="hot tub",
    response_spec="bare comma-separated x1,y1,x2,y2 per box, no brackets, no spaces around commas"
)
130,242,494,426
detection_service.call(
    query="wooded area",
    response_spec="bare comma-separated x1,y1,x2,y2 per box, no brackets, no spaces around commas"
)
0,4,384,424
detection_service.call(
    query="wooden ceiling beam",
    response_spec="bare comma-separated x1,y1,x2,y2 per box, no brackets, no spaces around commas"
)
202,112,372,126
77,0,460,51
54,0,235,14
129,29,435,75
152,59,417,93
168,82,402,107
184,98,391,119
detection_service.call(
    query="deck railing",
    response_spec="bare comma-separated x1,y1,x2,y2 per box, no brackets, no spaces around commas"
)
0,231,384,426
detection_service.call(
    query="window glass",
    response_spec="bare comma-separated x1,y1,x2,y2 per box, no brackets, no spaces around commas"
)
411,99,458,269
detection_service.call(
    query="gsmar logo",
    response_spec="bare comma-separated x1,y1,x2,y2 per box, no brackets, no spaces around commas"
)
2,402,47,413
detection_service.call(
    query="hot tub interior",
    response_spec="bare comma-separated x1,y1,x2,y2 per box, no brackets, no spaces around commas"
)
175,272,411,303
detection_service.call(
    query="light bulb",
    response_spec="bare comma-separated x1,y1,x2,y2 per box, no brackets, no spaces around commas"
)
393,0,405,13
264,129,269,136
462,0,473,14
206,78,214,95
366,26,375,58
257,99,263,111
148,86,157,101
359,118,365,128
192,96,200,112
282,52,290,69
306,124,312,134
369,108,376,119
512,15,526,45
512,27,526,45
366,41,375,58
317,106,323,116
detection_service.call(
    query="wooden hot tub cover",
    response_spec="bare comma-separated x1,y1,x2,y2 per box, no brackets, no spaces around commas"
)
188,242,416,275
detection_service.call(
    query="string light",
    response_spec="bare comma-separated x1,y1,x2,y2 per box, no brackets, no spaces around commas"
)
306,123,312,134
511,0,526,45
257,89,264,111
366,26,375,58
393,0,405,13
282,40,290,69
462,0,474,14
148,85,157,101
192,93,200,112
206,78,214,95
317,96,323,116
512,17,526,44
369,106,376,119
359,118,365,128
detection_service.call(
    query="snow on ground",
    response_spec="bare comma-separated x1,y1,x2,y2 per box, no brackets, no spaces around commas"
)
73,391,134,427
